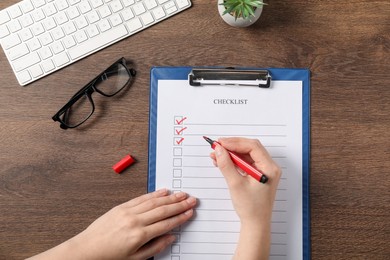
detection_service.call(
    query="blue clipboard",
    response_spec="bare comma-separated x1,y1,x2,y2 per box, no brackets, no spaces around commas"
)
148,67,310,260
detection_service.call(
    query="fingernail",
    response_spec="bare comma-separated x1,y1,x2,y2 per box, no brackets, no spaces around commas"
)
157,188,168,195
184,209,193,216
237,167,248,177
175,192,187,199
186,196,196,205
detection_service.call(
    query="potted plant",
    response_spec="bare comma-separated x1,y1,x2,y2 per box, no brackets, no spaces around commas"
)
218,0,267,27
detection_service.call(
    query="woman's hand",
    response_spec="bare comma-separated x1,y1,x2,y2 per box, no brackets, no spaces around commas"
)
28,189,196,260
210,137,281,260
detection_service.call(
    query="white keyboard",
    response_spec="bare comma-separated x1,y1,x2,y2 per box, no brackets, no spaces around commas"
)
0,0,191,86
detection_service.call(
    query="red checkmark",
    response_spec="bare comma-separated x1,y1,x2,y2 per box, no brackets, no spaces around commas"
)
176,137,184,145
175,117,187,125
175,127,187,135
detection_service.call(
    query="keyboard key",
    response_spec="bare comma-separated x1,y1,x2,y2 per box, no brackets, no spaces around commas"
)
74,30,88,43
165,1,178,14
1,33,21,49
30,64,44,78
32,0,46,8
52,27,65,40
0,11,11,25
53,52,70,67
121,9,134,21
90,0,104,8
20,0,35,13
40,32,53,46
126,17,142,32
42,59,55,72
17,70,32,85
133,3,146,15
13,52,40,72
152,6,165,20
43,3,58,17
109,13,122,27
110,0,123,13
8,5,22,19
32,9,46,22
31,23,45,36
67,6,80,20
20,14,34,27
98,5,111,18
98,19,111,32
176,0,190,9
164,1,175,9
63,21,77,34
79,2,92,14
6,43,29,60
86,10,100,24
86,24,99,37
19,28,33,41
144,0,158,10
63,35,76,48
122,0,135,7
51,41,65,54
54,12,68,25
141,13,154,25
0,25,10,38
56,1,69,11
43,17,57,30
39,46,53,60
8,20,22,33
68,24,128,60
166,6,178,14
27,38,41,51
75,16,88,29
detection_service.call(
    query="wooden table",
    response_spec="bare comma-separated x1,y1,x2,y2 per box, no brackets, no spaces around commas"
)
0,1,389,259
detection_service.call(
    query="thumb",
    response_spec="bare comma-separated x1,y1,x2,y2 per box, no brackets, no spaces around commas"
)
215,144,242,185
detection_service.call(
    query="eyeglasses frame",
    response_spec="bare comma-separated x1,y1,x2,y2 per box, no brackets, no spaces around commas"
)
52,57,136,129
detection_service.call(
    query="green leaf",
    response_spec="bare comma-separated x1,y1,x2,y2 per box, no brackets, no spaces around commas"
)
221,0,267,19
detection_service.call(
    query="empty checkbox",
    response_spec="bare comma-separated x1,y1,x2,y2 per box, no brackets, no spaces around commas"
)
173,158,182,167
171,244,180,254
173,179,181,188
173,169,182,178
173,148,182,156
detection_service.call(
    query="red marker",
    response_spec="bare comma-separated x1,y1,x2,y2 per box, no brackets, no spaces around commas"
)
203,136,268,184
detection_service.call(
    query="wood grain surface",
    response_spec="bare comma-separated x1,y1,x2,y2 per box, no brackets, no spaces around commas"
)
0,0,389,259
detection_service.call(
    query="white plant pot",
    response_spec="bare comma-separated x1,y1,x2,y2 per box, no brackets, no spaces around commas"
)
218,0,263,27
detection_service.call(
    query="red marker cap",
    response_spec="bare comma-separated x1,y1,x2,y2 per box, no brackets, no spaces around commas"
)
113,154,135,174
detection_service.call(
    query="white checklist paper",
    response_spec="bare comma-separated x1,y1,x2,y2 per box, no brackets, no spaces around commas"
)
153,80,303,260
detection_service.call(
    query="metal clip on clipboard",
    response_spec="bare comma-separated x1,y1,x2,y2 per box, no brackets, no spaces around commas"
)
188,68,271,88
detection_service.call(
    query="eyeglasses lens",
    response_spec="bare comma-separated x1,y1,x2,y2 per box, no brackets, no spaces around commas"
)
96,63,130,96
62,95,93,127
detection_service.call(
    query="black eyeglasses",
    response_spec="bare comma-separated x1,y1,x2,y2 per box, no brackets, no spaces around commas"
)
52,57,136,129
